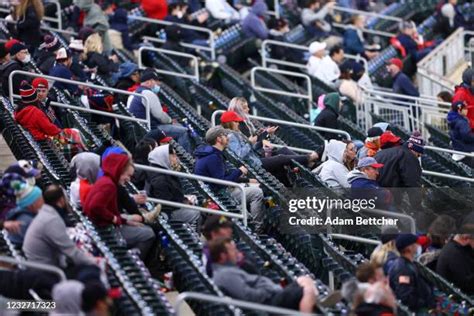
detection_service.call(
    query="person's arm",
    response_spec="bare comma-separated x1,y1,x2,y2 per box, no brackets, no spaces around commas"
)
32,107,62,137
333,166,350,188
459,119,474,144
206,154,242,182
344,30,365,55
390,269,419,309
217,272,277,303
400,77,420,97
86,183,123,225
143,90,172,124
228,134,252,159
149,174,182,203
252,18,269,40
206,0,233,20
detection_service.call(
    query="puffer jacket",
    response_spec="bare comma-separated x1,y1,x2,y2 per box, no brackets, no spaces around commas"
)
447,110,474,153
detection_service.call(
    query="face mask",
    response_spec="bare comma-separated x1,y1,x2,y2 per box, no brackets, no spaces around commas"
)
21,54,31,64
176,11,184,18
414,245,422,259
151,85,161,94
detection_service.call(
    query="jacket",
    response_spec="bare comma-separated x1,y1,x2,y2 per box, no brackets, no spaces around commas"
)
354,303,395,316
436,240,474,294
392,71,420,97
206,0,239,20
74,0,109,32
314,92,340,139
5,204,37,245
35,49,56,75
22,204,96,268
15,105,62,141
241,1,269,40
453,84,474,130
227,131,262,168
396,34,418,57
0,59,27,96
194,145,242,190
83,153,129,227
109,8,132,51
141,0,168,20
84,52,118,77
114,77,136,104
374,145,421,188
300,5,331,31
313,139,350,188
388,257,434,310
343,27,365,56
147,145,185,213
447,110,474,153
347,169,392,209
49,63,78,95
212,263,282,303
129,86,172,128
16,5,43,47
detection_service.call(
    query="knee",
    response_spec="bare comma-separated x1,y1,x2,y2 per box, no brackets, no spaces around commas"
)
140,226,156,242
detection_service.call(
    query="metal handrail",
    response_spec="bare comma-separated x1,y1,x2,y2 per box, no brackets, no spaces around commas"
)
134,164,248,226
174,292,316,316
422,170,474,183
0,17,77,36
332,23,395,38
362,87,451,107
363,208,416,234
329,234,381,246
8,70,151,129
130,16,216,60
0,255,66,281
333,5,403,23
211,110,352,140
251,66,313,116
0,5,61,30
137,46,200,81
270,143,313,154
424,145,474,158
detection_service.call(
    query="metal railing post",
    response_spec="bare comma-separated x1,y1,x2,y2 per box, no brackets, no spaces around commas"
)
363,209,416,234
422,170,474,183
329,234,381,246
424,145,474,158
134,164,248,226
137,47,200,81
0,255,66,281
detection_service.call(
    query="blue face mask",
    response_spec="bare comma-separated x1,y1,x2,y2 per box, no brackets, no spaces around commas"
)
151,85,161,94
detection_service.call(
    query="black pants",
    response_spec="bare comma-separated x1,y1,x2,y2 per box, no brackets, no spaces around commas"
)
270,282,304,312
260,147,309,185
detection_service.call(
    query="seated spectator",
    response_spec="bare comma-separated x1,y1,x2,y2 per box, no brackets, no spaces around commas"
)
165,2,208,45
441,0,473,32
396,21,436,62
141,0,168,20
0,173,26,235
339,64,363,105
83,153,156,260
317,45,344,85
354,281,397,316
109,8,133,51
370,226,399,274
452,68,474,130
6,182,43,245
49,48,80,95
436,232,474,294
0,42,31,96
388,234,434,311
385,58,419,97
447,101,474,167
210,237,318,312
307,41,326,79
146,144,201,229
300,0,334,37
313,139,356,189
128,68,192,152
358,126,383,159
4,160,41,186
83,33,119,77
221,110,319,186
194,126,265,232
313,92,341,139
131,138,158,190
356,262,385,284
12,0,44,50
23,185,97,269
343,15,378,60
35,35,61,75
114,62,140,104
74,0,112,53
242,0,269,40
32,77,63,128
70,152,101,207
206,0,240,21
437,90,453,105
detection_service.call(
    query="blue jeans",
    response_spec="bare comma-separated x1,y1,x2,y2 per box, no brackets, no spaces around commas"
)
157,124,192,153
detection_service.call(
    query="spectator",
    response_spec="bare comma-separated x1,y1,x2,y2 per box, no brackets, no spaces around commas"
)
356,262,385,284
0,43,9,66
396,21,435,62
452,68,474,130
388,234,434,311
379,130,402,150
343,15,378,60
354,281,397,316
0,42,31,96
131,138,158,190
314,92,341,139
165,2,208,45
109,8,133,51
83,33,119,77
114,62,140,104
23,185,97,269
6,182,43,245
339,63,363,105
307,41,326,79
194,126,265,232
210,237,318,312
4,160,41,186
370,226,400,274
221,111,319,185
320,45,344,85
436,233,474,294
242,1,269,40
437,90,453,104
49,48,80,95
128,68,192,152
146,144,201,229
447,101,474,167
313,139,356,189
74,0,112,53
32,77,62,128
300,0,335,37
141,0,168,20
358,127,383,159
206,0,240,21
83,153,156,260
385,58,419,97
81,282,112,316
441,0,473,32
0,173,25,235
70,152,101,207
347,157,392,209
35,35,61,75
13,0,44,49
50,280,84,316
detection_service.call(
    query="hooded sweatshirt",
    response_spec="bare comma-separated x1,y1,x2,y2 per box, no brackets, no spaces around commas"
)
70,152,101,207
74,0,109,33
447,110,474,153
242,1,269,40
83,153,130,227
453,68,474,130
313,139,350,188
51,280,85,316
314,92,340,139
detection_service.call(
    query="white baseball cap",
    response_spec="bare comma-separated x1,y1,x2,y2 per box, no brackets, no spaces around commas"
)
309,41,327,54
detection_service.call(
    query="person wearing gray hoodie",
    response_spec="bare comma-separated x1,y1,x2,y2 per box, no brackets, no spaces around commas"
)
147,144,201,229
70,152,101,207
242,0,269,40
50,280,85,316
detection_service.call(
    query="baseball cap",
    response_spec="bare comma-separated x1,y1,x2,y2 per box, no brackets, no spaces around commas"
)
205,126,229,144
357,157,384,169
386,58,403,70
395,234,418,251
309,41,327,54
202,215,233,236
220,111,244,124
140,68,160,83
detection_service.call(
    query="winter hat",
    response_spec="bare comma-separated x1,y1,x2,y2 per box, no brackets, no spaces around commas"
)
395,234,418,252
380,131,401,149
323,92,341,112
309,41,327,55
69,39,85,52
40,34,61,52
5,39,20,52
78,27,96,41
51,280,85,315
461,67,473,86
32,78,49,90
406,131,425,154
19,81,38,104
220,111,244,124
9,42,27,56
118,62,139,79
5,160,41,181
16,183,42,209
386,58,403,70
367,127,383,138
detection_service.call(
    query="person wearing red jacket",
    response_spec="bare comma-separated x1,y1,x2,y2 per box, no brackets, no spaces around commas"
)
453,68,474,130
83,153,155,260
141,0,168,20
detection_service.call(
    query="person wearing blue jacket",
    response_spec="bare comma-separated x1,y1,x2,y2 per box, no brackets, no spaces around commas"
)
447,101,474,167
194,126,265,233
386,58,419,97
241,1,269,40
343,15,378,60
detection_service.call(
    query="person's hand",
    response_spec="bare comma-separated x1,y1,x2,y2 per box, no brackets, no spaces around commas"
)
266,126,278,134
110,54,119,63
248,178,259,184
133,194,147,205
184,194,198,205
309,151,319,162
127,219,144,227
3,221,21,234
297,275,318,296
239,166,248,175
129,214,144,223
172,118,178,124
248,135,258,144
326,0,336,8
262,140,273,149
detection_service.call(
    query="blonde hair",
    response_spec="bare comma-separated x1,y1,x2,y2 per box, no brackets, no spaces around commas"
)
370,240,399,267
15,0,44,20
228,97,249,119
83,33,103,55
